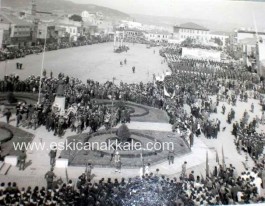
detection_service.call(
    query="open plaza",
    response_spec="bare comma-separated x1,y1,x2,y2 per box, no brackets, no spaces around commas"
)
0,43,169,84
1,0,265,205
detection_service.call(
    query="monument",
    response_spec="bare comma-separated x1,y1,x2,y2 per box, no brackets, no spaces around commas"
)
52,75,65,114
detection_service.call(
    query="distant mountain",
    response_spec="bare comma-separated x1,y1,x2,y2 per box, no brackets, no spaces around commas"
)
2,0,130,21
131,14,241,32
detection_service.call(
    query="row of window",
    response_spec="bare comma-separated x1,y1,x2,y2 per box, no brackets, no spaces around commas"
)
180,29,208,35
14,28,30,32
126,31,140,35
69,28,76,34
14,26,30,29
149,34,168,38
14,31,30,36
181,35,208,41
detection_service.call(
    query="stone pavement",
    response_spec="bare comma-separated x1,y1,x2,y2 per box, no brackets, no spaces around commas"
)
0,95,263,189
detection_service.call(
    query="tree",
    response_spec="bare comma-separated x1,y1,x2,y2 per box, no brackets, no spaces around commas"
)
116,123,131,143
181,37,194,46
6,92,17,104
213,37,223,46
69,14,83,22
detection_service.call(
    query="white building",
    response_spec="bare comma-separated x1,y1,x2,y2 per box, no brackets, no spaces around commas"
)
81,11,90,20
81,11,101,25
257,42,265,77
0,13,32,47
145,30,172,42
236,30,265,58
173,22,210,43
55,18,82,41
237,30,265,43
119,20,142,30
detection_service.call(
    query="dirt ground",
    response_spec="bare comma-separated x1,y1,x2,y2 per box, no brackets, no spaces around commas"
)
0,43,169,84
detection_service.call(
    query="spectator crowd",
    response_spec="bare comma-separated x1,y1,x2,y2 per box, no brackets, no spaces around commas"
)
1,41,265,205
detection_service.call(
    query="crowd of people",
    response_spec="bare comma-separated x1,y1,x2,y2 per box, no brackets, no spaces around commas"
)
0,163,265,205
1,39,265,205
0,38,110,62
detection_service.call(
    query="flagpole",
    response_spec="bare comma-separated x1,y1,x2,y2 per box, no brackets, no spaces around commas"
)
4,60,7,76
206,151,209,177
110,77,116,135
38,24,48,104
222,145,225,170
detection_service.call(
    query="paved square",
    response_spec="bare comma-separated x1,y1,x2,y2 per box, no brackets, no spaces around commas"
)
0,43,168,83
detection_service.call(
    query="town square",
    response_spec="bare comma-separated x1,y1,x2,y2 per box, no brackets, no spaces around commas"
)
1,0,265,205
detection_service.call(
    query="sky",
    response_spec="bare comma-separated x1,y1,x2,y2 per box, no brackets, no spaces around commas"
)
68,0,265,30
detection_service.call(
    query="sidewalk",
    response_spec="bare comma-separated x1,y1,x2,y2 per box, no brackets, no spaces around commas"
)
0,96,262,188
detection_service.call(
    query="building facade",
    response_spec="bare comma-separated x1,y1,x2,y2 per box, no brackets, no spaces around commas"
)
257,42,265,77
237,30,265,43
55,18,82,41
173,22,210,43
81,11,103,25
0,13,32,48
145,30,172,42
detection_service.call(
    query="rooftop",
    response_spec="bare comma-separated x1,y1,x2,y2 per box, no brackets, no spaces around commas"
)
176,22,209,31
0,13,32,26
238,30,265,35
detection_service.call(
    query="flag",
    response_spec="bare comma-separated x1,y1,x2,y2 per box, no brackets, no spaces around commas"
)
165,70,171,76
216,150,219,163
247,57,251,67
206,151,209,177
153,75,156,86
222,145,226,169
155,74,163,82
160,73,165,81
164,86,170,97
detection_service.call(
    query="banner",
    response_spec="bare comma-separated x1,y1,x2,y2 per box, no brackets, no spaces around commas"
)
182,47,221,61
164,86,170,97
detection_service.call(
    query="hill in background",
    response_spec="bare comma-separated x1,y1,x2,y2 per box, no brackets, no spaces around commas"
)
131,14,240,32
2,0,130,21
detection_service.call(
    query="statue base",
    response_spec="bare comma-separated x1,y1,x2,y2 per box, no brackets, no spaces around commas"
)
53,96,65,114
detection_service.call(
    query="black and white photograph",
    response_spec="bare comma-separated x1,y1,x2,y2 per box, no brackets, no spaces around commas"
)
0,0,265,205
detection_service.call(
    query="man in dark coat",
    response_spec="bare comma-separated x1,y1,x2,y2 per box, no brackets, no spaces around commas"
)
168,149,175,165
49,146,57,166
3,109,12,124
18,150,27,171
45,168,56,190
189,132,194,147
